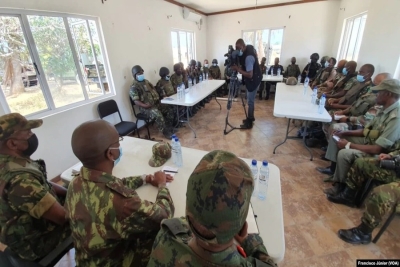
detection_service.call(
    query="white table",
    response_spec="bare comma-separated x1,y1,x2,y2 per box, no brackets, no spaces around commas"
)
61,137,285,263
273,83,332,160
237,74,283,82
161,80,225,138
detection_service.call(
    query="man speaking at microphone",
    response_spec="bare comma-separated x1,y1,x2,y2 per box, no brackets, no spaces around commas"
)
232,39,262,129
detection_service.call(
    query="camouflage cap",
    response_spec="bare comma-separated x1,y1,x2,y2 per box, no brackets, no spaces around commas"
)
286,77,297,85
0,113,42,141
186,150,254,245
372,79,400,95
149,142,172,167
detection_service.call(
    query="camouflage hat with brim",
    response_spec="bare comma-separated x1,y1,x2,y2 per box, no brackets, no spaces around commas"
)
372,79,400,94
0,113,42,141
149,142,172,167
186,150,254,245
286,77,297,85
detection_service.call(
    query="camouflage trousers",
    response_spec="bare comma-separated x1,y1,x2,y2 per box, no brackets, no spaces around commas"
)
346,157,399,190
362,182,400,229
141,104,174,133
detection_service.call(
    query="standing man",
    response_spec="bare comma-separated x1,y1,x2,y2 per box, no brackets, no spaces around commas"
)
65,120,175,266
232,38,262,129
285,57,301,79
0,113,70,262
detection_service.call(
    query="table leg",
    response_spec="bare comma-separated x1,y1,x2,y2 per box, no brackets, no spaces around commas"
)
302,121,313,161
186,106,197,138
273,119,291,154
214,93,221,110
174,105,181,128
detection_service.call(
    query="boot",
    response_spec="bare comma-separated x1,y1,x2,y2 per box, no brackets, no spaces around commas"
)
240,118,253,129
327,186,357,207
242,118,255,123
338,222,372,245
323,182,345,195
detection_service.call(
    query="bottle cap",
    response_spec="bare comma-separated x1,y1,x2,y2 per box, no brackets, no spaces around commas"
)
251,159,257,166
171,134,176,139
175,138,179,142
322,94,326,97
262,160,268,166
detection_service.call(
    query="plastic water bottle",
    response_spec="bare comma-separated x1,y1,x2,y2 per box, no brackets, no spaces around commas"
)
199,75,203,83
175,138,183,167
193,78,197,86
277,68,281,76
250,160,258,197
171,135,177,164
298,75,301,85
258,160,269,201
319,94,326,114
303,77,309,96
311,87,318,104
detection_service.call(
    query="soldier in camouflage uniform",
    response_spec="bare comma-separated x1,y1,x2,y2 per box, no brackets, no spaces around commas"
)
319,61,357,98
129,65,175,139
317,59,347,93
285,57,301,78
65,119,175,267
0,113,70,262
186,60,199,86
179,62,189,88
209,59,221,80
203,59,209,77
147,150,277,267
337,181,400,244
170,63,184,92
156,67,176,98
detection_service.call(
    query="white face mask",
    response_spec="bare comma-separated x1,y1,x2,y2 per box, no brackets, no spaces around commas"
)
204,64,209,67
324,62,329,68
213,63,217,67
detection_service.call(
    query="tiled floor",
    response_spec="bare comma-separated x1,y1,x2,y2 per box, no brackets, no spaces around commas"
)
14,95,400,266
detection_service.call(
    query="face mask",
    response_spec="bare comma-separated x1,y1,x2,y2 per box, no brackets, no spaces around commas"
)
110,146,123,166
238,50,243,57
364,112,375,121
204,64,209,67
165,76,170,81
342,68,348,75
324,62,329,68
22,134,39,157
357,74,365,83
137,74,145,82
213,63,217,67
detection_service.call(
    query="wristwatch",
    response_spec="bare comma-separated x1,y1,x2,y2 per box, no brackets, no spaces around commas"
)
345,142,351,149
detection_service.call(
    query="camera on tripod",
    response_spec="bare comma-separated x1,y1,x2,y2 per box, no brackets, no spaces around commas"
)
380,156,400,177
224,45,240,68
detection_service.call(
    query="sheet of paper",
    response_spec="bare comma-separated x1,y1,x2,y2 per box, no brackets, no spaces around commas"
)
162,166,179,186
72,162,83,175
334,114,345,121
247,204,259,234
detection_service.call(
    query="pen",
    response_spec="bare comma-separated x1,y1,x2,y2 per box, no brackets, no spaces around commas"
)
163,170,178,173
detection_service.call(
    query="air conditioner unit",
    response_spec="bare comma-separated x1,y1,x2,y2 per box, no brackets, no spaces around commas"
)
183,7,201,23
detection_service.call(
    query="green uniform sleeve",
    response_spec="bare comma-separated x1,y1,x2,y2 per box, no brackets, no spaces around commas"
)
7,174,57,219
119,187,175,237
344,78,358,91
375,118,400,149
129,85,141,101
121,175,144,190
241,234,277,266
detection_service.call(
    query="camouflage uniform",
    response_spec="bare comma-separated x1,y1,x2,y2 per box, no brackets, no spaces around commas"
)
285,64,301,78
147,150,276,267
209,65,221,80
186,66,200,84
130,79,174,133
155,79,176,98
170,73,183,91
0,113,70,261
65,167,175,267
182,68,189,88
361,181,400,230
148,142,171,167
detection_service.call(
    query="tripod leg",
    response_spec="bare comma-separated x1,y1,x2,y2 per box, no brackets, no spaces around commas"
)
273,119,291,154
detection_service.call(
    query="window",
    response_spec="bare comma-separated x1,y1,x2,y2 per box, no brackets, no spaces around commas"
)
0,10,112,117
171,30,195,68
337,12,367,62
242,28,284,66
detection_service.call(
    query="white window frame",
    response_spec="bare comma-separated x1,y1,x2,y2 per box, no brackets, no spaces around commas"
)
170,29,196,67
337,12,368,62
0,9,114,119
242,27,285,66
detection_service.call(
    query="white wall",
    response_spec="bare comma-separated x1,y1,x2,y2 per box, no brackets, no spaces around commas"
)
206,1,341,72
0,0,207,178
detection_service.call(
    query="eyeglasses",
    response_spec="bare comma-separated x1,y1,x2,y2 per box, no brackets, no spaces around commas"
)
108,136,123,148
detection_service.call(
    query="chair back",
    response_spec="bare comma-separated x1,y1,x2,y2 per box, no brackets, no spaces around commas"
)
97,99,123,122
128,96,139,117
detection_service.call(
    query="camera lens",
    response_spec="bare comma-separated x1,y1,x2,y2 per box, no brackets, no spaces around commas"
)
380,160,396,170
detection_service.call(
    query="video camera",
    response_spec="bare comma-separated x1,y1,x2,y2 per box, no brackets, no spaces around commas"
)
224,45,240,68
380,156,400,177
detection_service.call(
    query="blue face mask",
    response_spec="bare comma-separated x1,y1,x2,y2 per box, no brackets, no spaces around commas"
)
238,50,243,57
357,74,365,83
137,74,145,82
110,146,123,166
342,68,348,75
165,75,170,81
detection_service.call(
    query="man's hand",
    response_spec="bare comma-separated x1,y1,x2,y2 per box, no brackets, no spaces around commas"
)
339,116,348,123
231,65,239,72
327,81,334,89
165,174,174,183
379,154,392,161
149,171,167,188
234,221,248,245
337,138,349,149
334,110,344,116
332,130,346,138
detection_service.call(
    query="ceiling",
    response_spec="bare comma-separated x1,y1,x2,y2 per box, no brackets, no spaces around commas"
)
173,0,307,14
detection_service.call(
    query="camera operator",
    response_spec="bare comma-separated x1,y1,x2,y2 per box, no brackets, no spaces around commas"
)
231,39,262,129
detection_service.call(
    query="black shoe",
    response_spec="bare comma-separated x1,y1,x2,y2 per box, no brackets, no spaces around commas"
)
320,154,329,161
338,224,372,245
240,119,253,129
327,187,357,207
242,118,255,123
321,146,327,152
316,167,334,175
323,182,345,195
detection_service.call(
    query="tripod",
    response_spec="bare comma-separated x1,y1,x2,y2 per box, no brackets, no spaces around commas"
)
223,72,249,135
